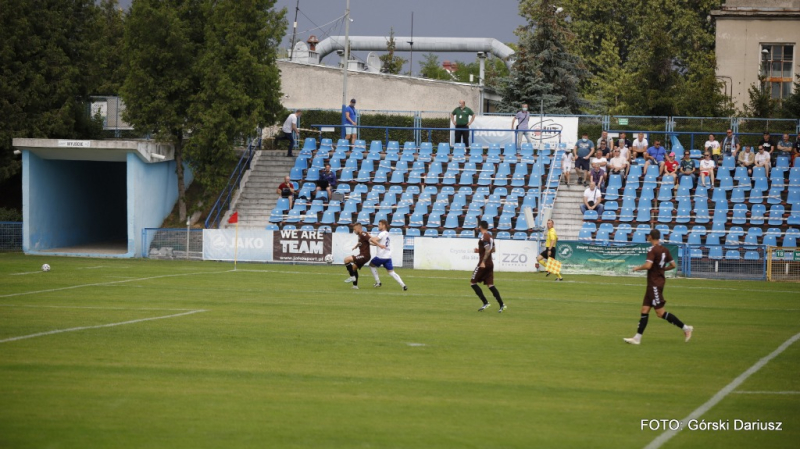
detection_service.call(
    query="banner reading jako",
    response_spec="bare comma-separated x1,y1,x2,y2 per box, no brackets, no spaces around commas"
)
272,229,332,262
555,242,680,277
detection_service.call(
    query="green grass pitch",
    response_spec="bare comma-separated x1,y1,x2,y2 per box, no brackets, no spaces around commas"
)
1,253,798,448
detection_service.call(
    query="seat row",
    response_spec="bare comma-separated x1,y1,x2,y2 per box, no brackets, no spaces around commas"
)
580,222,800,247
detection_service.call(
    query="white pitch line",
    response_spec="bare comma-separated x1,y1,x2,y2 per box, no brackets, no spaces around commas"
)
644,331,800,449
9,271,44,276
0,270,229,298
0,304,198,311
0,309,207,344
732,391,800,395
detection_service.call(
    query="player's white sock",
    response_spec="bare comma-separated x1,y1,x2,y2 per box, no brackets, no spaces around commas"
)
389,271,405,287
370,266,380,283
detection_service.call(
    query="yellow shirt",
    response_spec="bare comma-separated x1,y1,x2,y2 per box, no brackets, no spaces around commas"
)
545,227,558,248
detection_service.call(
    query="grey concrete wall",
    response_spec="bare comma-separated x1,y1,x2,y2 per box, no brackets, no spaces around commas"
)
715,17,800,109
278,60,483,115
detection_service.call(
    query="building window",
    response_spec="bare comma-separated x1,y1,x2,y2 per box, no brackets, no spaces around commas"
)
761,44,794,102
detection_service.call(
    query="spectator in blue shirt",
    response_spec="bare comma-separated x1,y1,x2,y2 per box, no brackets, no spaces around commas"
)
316,163,337,201
573,132,595,186
644,140,667,176
344,99,358,148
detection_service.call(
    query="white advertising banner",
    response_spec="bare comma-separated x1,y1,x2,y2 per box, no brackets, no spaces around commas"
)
202,229,273,262
332,232,403,268
459,115,580,148
413,237,539,272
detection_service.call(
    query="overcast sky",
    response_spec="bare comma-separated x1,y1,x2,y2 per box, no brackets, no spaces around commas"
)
118,0,526,73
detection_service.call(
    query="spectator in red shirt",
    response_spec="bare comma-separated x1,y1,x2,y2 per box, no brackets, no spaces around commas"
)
664,152,679,186
277,175,295,209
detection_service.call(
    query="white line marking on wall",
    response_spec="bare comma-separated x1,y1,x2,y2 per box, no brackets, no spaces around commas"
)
644,331,800,449
0,309,207,344
0,271,228,298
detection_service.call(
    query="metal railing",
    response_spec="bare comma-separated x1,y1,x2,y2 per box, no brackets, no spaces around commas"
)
205,137,261,229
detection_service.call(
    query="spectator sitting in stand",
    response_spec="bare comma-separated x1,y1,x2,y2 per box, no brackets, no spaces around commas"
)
596,139,611,159
277,175,296,209
315,163,337,201
699,152,716,188
580,180,604,216
608,148,629,177
590,160,606,193
663,152,679,186
759,132,776,166
737,145,755,176
643,140,667,175
776,133,793,162
704,134,721,163
754,145,771,177
677,150,696,188
617,132,631,160
631,132,649,164
597,131,614,153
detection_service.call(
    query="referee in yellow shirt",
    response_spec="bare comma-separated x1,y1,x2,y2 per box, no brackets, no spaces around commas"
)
537,219,563,281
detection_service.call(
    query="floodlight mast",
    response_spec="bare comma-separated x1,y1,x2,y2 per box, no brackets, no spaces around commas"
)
341,0,350,140
289,0,300,60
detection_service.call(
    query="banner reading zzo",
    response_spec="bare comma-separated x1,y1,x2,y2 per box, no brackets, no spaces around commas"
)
413,237,538,272
272,230,332,262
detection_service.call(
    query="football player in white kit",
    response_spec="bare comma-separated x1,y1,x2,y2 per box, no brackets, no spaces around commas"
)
368,220,408,290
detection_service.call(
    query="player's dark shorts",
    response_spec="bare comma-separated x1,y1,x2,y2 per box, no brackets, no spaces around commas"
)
575,157,590,171
643,284,666,309
540,247,556,259
353,254,369,268
471,264,494,285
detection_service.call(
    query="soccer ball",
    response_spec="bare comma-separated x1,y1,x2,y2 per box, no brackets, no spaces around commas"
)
42,264,51,272
324,254,333,264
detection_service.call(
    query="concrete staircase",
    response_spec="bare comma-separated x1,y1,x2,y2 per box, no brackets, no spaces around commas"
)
550,178,587,241
224,150,296,228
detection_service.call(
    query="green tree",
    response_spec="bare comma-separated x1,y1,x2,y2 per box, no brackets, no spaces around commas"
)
780,75,800,119
379,28,406,74
560,0,727,116
419,53,451,80
743,75,779,118
500,0,589,114
121,0,286,221
0,0,106,182
91,0,127,95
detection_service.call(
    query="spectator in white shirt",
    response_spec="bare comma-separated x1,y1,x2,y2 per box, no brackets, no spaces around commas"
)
616,132,631,160
580,181,604,215
754,145,771,177
631,133,648,163
699,152,716,188
608,148,629,177
561,150,575,185
704,134,721,163
597,131,614,153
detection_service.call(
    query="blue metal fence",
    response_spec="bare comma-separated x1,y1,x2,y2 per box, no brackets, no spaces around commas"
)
0,222,22,252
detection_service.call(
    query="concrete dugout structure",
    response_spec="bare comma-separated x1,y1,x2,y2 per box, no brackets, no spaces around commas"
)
12,138,191,258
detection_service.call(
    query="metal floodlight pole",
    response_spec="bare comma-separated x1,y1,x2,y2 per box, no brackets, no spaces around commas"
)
341,0,351,140
289,0,300,60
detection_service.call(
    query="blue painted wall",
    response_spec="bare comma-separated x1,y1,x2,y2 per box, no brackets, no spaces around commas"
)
23,150,192,258
129,153,193,256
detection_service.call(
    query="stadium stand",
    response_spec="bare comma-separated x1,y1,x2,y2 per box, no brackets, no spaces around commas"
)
264,138,567,240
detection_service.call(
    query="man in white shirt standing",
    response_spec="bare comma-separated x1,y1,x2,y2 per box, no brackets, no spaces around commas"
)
368,220,408,290
631,133,648,163
276,109,301,157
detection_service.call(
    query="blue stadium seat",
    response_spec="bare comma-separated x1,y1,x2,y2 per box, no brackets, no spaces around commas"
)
619,207,634,222
266,223,280,231
578,228,594,241
731,203,748,225
783,229,800,247
602,210,617,221
669,225,688,244
657,202,673,223
748,187,764,204
496,231,511,240
768,205,785,226
708,246,724,259
583,210,599,221
725,250,741,260
460,230,476,239
744,250,760,260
